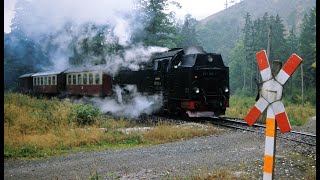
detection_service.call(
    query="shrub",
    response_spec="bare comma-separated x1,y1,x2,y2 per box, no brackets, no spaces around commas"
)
71,104,100,126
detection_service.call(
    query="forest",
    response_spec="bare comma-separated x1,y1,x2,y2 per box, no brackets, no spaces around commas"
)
4,0,316,106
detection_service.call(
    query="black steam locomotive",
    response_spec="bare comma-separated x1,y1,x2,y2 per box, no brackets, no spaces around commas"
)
18,46,229,117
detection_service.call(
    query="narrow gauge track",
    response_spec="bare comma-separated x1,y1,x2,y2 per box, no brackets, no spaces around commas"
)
202,117,316,146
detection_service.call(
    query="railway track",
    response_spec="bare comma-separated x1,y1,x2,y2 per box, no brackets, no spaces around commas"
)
205,117,316,146
136,114,316,146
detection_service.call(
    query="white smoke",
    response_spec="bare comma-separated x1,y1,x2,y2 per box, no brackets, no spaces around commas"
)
15,0,143,72
103,45,168,75
14,0,169,118
18,0,135,36
88,85,163,119
113,18,131,46
184,46,205,55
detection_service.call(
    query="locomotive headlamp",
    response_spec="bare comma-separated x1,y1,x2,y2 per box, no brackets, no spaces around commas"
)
208,56,213,62
224,87,229,93
194,87,200,93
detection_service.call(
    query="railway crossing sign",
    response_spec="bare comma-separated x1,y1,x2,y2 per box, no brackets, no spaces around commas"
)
244,50,302,180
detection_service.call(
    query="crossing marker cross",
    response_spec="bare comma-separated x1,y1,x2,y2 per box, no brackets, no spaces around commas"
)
244,50,302,180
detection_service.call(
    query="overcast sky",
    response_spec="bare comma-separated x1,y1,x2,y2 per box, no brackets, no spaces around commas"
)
4,0,232,33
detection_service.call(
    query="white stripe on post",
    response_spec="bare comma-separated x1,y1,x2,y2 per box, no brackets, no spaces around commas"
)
263,172,273,180
265,136,275,156
256,97,269,112
275,69,290,85
261,68,273,82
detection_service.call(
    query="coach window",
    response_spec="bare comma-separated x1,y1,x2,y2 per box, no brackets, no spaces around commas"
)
95,73,100,84
37,77,39,85
48,76,51,85
67,75,71,85
89,73,93,84
41,77,43,85
52,76,56,85
33,78,36,85
83,74,87,84
73,74,76,85
44,76,47,85
78,74,82,85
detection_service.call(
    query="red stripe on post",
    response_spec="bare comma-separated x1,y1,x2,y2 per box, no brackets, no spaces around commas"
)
275,112,291,133
282,54,302,76
256,50,269,71
244,106,261,126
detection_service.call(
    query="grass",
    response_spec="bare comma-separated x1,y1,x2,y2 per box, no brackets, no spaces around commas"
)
225,95,316,126
4,92,221,159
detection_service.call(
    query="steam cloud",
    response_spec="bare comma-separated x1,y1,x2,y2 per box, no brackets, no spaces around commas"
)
103,45,168,75
17,0,168,73
14,0,169,118
18,0,135,36
84,85,163,119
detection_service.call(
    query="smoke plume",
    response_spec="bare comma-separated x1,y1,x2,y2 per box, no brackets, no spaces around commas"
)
10,0,169,118
103,45,168,75
84,85,163,119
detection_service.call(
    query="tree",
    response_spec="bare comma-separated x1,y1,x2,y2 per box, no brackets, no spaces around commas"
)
285,27,299,96
229,38,250,95
298,7,316,87
133,0,180,48
269,14,288,61
242,12,256,92
175,14,200,47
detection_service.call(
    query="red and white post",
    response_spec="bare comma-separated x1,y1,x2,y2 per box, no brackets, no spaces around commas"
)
244,50,302,180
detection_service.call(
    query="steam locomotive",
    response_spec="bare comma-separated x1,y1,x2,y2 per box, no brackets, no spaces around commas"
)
18,46,230,117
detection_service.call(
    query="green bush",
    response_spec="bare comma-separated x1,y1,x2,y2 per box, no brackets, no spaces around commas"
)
71,104,100,126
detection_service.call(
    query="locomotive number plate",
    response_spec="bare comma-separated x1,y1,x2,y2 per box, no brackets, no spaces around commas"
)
203,72,215,76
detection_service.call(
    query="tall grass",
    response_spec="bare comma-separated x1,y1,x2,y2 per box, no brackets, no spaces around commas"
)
4,92,136,158
4,92,221,159
226,95,316,126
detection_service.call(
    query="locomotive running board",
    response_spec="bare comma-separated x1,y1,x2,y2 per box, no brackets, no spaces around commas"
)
186,111,216,118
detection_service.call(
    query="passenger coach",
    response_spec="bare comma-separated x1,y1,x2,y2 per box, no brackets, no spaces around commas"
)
64,66,112,97
31,71,66,95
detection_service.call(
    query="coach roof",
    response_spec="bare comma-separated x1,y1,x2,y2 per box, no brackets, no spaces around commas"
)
31,71,65,76
64,65,108,73
19,73,35,78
